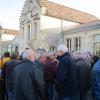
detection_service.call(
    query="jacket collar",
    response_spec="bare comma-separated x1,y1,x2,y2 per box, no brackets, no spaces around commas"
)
23,59,34,64
57,52,70,60
75,58,84,62
34,59,43,67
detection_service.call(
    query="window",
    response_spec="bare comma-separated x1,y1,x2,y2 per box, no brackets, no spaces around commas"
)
66,38,71,52
74,37,81,51
50,46,56,51
95,34,100,42
94,43,100,56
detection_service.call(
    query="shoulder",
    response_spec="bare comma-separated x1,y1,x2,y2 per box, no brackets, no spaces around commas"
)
62,55,74,64
14,61,34,74
59,57,70,66
93,60,100,70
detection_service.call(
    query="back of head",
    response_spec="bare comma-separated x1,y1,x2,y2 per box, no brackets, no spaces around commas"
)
47,52,55,60
11,51,19,59
23,49,36,62
72,51,82,60
36,51,46,59
57,44,68,53
4,52,10,58
36,52,47,65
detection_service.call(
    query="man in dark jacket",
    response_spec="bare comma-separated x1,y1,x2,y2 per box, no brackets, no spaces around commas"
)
2,52,20,100
11,49,46,100
73,52,91,100
56,44,79,100
91,54,99,69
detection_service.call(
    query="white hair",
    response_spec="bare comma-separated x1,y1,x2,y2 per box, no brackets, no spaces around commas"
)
23,49,35,59
57,44,68,53
72,51,82,60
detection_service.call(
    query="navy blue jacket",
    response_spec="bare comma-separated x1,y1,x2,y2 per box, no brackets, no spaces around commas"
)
56,52,79,96
92,59,100,100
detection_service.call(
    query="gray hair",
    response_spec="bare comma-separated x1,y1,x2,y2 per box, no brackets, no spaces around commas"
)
57,44,68,53
72,51,82,60
11,51,19,59
36,52,47,59
23,49,35,59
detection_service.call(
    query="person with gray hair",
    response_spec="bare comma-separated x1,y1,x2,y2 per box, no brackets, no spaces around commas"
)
56,44,79,100
11,49,46,100
35,51,47,65
22,49,35,62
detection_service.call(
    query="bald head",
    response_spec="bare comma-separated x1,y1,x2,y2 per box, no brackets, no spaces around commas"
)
23,49,36,62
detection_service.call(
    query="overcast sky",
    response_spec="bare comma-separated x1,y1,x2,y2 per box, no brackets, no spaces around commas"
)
0,0,100,30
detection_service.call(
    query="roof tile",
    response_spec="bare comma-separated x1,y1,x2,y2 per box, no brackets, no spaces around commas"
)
45,1,97,23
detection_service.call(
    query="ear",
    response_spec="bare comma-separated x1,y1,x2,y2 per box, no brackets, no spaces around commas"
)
28,54,32,60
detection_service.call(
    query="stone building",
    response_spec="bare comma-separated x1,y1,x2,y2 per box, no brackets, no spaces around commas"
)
0,28,19,57
1,29,19,41
20,0,97,50
64,20,100,56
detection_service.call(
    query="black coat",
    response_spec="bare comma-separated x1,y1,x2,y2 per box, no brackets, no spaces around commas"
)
12,59,45,100
75,59,91,94
91,55,99,69
56,52,79,97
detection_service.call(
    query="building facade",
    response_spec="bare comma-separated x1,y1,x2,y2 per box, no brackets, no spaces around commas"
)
64,20,100,56
20,0,97,51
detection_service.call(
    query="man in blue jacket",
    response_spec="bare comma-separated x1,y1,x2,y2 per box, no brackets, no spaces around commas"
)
92,58,100,100
56,44,79,100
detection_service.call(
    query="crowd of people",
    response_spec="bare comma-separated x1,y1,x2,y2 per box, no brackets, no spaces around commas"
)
0,44,100,100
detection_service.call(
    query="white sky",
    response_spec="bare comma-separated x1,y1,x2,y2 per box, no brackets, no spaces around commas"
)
0,0,100,30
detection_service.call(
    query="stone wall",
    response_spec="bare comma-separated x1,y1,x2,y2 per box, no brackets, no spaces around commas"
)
64,29,100,53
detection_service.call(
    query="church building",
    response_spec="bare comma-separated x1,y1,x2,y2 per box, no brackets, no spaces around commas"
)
20,0,97,50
